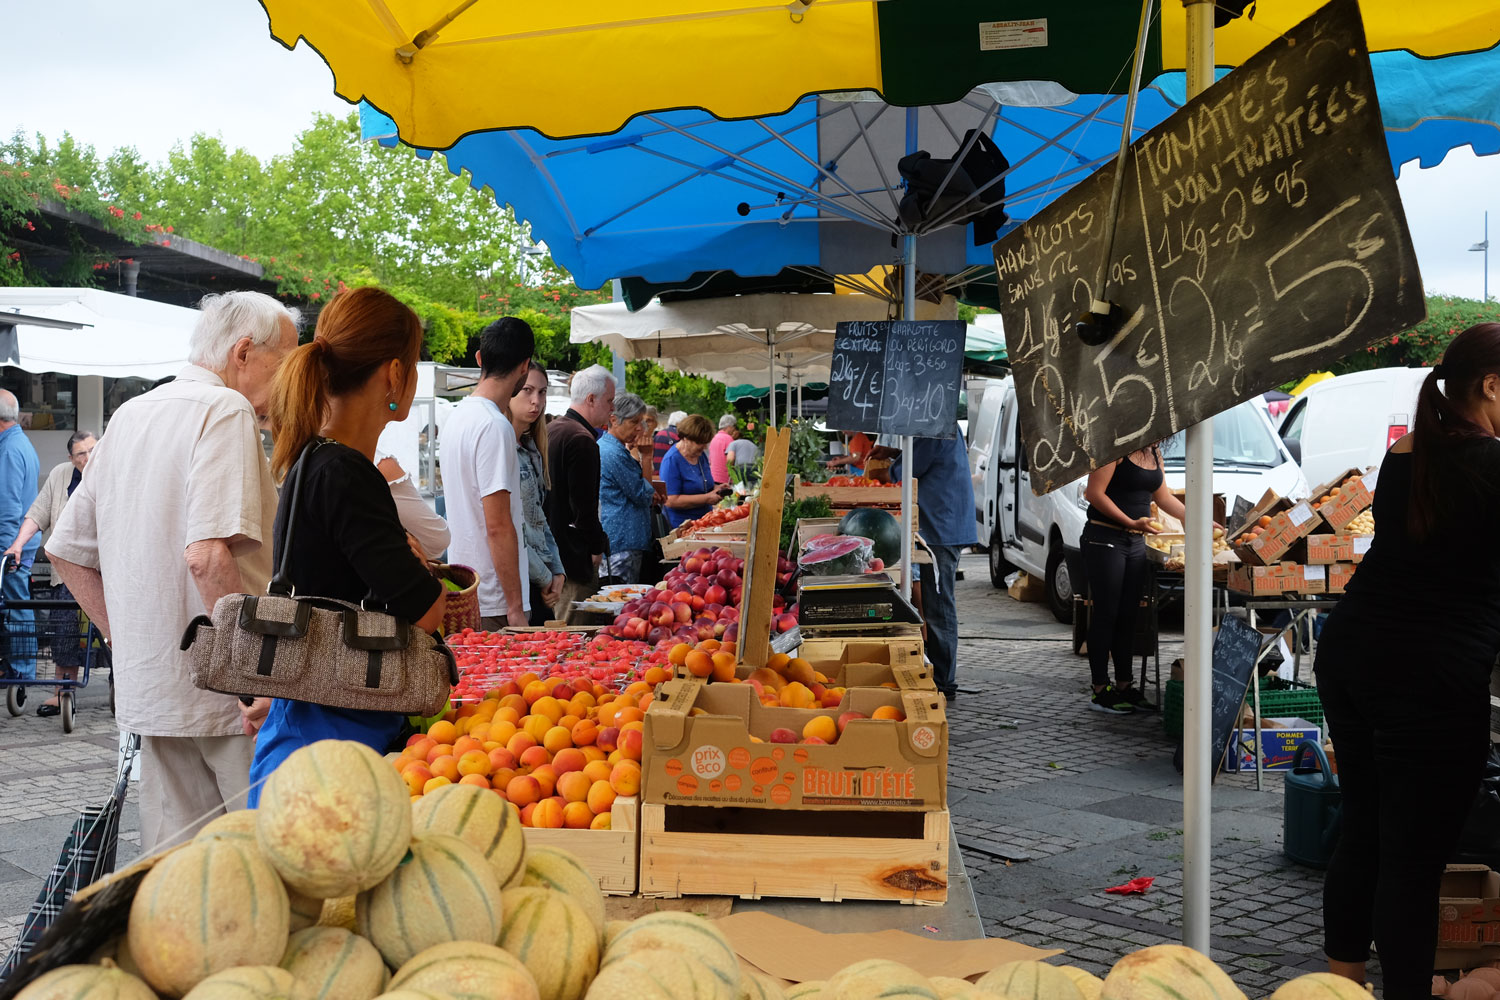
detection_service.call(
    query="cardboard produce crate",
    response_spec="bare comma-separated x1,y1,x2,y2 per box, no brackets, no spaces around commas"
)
799,636,930,691
794,476,913,508
1223,717,1322,772
643,678,946,812
1439,865,1500,961
522,795,640,895
1326,562,1358,595
1309,469,1375,533
1227,489,1320,565
1304,534,1356,565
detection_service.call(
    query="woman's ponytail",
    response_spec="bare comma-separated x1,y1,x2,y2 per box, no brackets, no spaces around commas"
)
269,340,329,482
1408,322,1500,540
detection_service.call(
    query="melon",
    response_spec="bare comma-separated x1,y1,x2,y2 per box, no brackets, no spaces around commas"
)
1100,946,1246,1000
128,836,291,997
88,938,143,980
356,832,502,969
1056,968,1104,1000
14,963,157,1000
825,960,938,1000
389,942,540,1000
839,507,901,564
739,972,788,1000
180,967,314,1000
257,740,412,899
927,977,988,1000
317,897,357,931
521,848,606,943
1268,973,1372,999
497,887,600,1000
195,810,323,932
411,783,526,888
602,912,738,995
585,949,733,1000
371,993,459,1000
601,921,630,952
975,961,1084,1000
784,985,825,1000
281,928,388,1000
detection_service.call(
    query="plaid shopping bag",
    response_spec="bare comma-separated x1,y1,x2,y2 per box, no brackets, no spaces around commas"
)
0,734,138,979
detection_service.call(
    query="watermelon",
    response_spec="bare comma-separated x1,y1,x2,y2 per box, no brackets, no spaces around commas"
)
797,535,872,576
838,507,902,564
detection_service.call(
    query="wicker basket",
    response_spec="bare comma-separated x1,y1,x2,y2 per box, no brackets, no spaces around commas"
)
436,564,481,635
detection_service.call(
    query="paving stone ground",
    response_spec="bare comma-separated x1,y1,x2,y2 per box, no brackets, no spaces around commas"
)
0,553,1350,996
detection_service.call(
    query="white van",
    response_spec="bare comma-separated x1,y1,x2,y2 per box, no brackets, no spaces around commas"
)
1277,367,1429,487
969,377,1308,623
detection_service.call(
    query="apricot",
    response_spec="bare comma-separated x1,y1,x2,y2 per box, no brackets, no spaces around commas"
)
518,803,537,826
402,764,433,795
468,723,492,743
429,755,461,782
589,812,612,830
458,773,491,789
425,743,455,764
609,760,641,797
556,770,592,803
748,667,786,692
522,715,553,743
699,639,722,654
551,747,586,775
531,799,565,829
522,680,550,704
785,658,815,686
421,776,452,795
583,760,614,784
518,745,552,771
562,801,594,829
542,725,574,754
643,666,670,686
580,746,607,765
452,736,483,757
711,652,737,682
506,731,538,760
587,779,617,814
426,720,458,745
668,642,693,666
596,726,620,753
530,764,559,798
456,750,491,777
802,716,838,743
779,682,816,709
406,735,436,758
487,747,518,772
619,727,644,762
684,650,714,678
489,767,517,791
871,705,906,721
766,652,791,673
506,774,543,808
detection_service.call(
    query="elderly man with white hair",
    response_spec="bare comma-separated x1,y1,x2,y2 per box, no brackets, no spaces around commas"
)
546,364,615,620
0,389,40,690
47,291,297,850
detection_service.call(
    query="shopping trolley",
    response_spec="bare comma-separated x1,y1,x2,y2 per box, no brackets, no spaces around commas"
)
0,563,104,733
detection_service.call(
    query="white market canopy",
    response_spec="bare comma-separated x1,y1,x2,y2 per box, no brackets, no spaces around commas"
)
0,287,198,380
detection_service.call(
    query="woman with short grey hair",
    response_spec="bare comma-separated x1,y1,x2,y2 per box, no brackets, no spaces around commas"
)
597,392,656,583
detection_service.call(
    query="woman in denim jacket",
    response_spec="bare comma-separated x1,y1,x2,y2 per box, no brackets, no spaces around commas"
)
509,362,566,624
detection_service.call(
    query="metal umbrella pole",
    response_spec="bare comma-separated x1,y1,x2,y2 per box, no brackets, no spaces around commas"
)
1181,0,1216,955
899,107,918,601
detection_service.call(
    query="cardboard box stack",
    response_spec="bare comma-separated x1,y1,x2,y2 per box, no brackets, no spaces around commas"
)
1225,472,1374,597
1437,865,1500,970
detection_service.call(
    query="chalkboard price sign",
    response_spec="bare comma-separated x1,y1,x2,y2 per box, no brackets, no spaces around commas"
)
993,0,1424,493
828,319,966,438
1210,613,1271,780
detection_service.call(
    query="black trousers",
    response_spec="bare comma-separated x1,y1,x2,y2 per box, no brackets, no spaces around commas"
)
1318,612,1490,998
1081,525,1146,688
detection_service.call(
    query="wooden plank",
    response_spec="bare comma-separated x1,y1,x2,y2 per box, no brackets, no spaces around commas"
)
638,803,949,905
523,795,639,896
736,428,790,669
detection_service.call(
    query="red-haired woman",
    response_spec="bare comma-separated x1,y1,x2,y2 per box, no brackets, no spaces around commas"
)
1318,323,1500,997
246,287,445,801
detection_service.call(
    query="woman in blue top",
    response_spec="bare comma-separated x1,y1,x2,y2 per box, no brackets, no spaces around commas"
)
247,288,445,803
660,414,728,529
598,392,657,583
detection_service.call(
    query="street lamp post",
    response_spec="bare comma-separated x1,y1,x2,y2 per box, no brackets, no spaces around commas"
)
1470,211,1490,302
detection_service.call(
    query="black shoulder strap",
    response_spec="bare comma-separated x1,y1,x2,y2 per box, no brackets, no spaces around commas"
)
268,439,323,596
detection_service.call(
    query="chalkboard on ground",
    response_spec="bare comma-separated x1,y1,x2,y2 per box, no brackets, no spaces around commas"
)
828,320,966,438
993,0,1424,494
1210,613,1272,780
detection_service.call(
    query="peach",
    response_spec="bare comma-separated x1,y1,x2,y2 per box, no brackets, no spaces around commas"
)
597,726,620,753
766,652,791,673
769,728,799,744
556,770,592,803
801,736,828,745
802,716,837,743
505,774,542,808
819,688,843,708
836,711,867,734
619,728,644,761
609,761,641,797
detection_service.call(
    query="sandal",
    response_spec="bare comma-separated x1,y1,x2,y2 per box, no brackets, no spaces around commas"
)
36,702,59,718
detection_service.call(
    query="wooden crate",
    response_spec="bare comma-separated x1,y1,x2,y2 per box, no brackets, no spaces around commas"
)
794,477,913,508
638,803,949,905
522,795,640,895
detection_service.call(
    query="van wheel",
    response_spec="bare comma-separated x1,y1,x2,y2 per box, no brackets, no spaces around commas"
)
1046,545,1075,624
988,534,1013,589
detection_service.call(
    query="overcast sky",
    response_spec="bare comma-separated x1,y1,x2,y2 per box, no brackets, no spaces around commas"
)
4,0,1497,301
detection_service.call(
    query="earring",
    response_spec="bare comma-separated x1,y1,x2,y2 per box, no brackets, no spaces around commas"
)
388,401,398,411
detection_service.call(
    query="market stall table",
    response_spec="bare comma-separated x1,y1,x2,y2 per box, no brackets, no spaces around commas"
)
1236,596,1338,791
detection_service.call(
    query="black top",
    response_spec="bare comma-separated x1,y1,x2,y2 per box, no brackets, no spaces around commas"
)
1086,451,1163,526
546,408,608,581
272,441,442,621
1332,439,1500,668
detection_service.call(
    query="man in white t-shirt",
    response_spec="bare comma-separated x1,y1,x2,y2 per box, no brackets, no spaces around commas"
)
442,318,535,629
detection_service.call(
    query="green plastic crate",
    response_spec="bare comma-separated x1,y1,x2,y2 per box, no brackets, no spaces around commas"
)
1161,677,1322,741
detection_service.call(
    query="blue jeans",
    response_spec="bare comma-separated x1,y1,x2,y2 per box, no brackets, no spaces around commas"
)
923,545,961,696
2,568,35,680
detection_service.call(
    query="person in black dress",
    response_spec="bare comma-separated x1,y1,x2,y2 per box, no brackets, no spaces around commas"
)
1319,324,1500,998
1081,444,1187,713
246,287,446,799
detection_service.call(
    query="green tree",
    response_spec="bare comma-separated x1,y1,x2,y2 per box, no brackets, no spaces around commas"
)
1331,295,1500,374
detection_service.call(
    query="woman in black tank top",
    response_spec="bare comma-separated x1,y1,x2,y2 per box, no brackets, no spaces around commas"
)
1079,444,1186,714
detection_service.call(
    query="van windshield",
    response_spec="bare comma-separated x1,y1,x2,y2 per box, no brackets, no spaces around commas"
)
1160,402,1284,468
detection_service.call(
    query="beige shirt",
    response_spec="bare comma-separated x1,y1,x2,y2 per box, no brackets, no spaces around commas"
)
47,365,277,737
26,460,75,536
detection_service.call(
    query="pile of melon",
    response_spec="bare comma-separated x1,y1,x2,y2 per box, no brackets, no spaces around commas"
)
14,740,1373,1000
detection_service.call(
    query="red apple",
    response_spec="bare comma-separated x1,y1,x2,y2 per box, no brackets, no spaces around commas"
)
769,728,799,744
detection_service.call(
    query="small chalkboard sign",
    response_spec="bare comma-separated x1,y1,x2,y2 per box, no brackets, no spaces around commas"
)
1209,613,1271,780
828,320,966,438
994,0,1425,493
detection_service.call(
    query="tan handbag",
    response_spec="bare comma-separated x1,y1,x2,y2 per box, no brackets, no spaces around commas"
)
181,441,457,716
